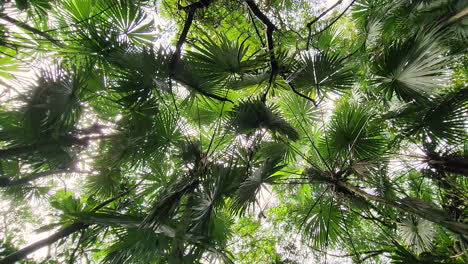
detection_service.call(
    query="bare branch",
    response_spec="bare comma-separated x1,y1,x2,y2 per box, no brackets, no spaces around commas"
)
306,0,343,50
0,14,63,47
168,0,232,102
310,0,357,39
244,0,278,102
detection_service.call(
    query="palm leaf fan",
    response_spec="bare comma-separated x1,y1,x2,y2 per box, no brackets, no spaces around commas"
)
301,197,344,248
388,87,467,145
323,101,386,162
231,158,284,214
109,47,171,106
291,51,355,99
102,227,172,264
140,178,199,230
371,30,449,102
105,103,180,168
98,0,155,45
276,91,321,131
186,34,262,84
398,216,435,254
85,168,122,199
228,99,300,141
173,58,230,100
21,67,85,139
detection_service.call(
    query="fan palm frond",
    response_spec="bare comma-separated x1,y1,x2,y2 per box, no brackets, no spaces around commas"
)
398,216,435,254
99,0,154,45
292,51,355,98
110,47,171,106
102,104,180,168
85,168,122,199
388,87,467,144
228,99,299,141
372,30,449,102
140,178,199,230
21,67,85,139
323,102,385,161
231,158,283,214
277,91,321,131
102,227,172,264
186,34,262,84
302,197,343,248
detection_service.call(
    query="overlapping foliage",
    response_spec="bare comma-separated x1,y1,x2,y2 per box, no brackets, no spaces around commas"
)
0,0,467,263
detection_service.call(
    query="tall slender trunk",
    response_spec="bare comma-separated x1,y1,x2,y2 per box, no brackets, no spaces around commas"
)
336,181,468,235
0,223,88,264
428,154,468,177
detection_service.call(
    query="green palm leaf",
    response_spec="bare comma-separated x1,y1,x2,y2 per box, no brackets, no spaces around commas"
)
231,158,284,214
372,30,449,102
102,227,172,264
323,101,386,161
387,87,467,144
302,197,344,248
228,99,300,141
292,51,355,98
398,216,435,254
100,0,154,45
22,68,85,138
186,34,262,84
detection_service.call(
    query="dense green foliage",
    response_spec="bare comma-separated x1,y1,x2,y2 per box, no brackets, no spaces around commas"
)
0,0,467,263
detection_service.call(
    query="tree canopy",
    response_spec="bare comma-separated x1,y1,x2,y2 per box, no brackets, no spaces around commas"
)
0,0,467,263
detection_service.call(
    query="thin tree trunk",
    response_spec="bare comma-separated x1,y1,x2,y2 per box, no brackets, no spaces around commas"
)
0,186,137,263
0,14,63,47
0,223,88,264
336,181,468,235
428,155,468,177
0,134,112,160
0,169,70,187
446,6,468,24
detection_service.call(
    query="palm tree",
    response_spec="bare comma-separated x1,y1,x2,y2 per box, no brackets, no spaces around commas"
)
0,0,467,263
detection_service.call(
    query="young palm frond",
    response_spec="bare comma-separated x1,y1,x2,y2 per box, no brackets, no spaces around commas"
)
398,216,435,254
292,51,355,99
228,99,299,141
372,30,449,102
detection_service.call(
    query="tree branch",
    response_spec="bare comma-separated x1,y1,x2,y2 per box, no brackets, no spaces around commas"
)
310,0,357,39
244,0,278,102
0,185,139,264
306,0,343,50
0,169,72,187
0,14,63,47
